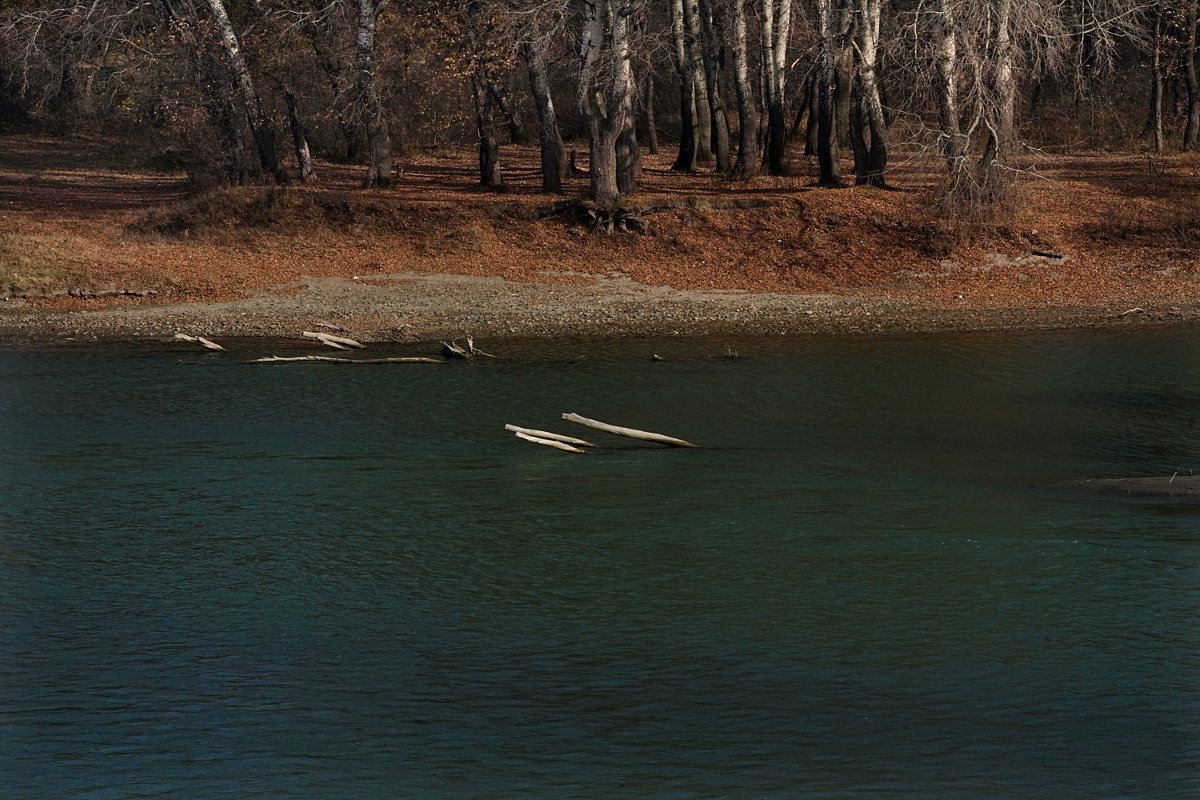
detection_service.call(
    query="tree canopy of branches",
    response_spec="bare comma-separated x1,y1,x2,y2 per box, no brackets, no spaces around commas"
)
2,0,1191,210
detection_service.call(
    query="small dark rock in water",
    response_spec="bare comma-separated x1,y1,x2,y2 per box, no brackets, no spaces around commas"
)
1062,475,1200,498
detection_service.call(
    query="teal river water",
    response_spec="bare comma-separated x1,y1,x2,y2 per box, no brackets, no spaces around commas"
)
1,329,1198,799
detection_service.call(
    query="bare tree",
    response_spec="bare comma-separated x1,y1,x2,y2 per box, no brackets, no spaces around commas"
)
815,0,841,185
699,0,732,173
761,0,792,175
723,0,760,177
204,0,287,184
524,41,567,192
850,0,888,186
579,0,641,203
670,0,699,169
356,0,392,188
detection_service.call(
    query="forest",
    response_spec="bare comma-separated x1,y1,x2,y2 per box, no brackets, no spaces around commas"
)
1,0,1197,217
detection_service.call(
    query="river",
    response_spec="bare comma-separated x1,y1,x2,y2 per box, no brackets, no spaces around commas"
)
1,329,1197,798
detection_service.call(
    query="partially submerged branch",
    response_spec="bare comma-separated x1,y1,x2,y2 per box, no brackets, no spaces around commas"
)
174,332,226,351
505,424,596,448
562,412,697,447
513,430,588,454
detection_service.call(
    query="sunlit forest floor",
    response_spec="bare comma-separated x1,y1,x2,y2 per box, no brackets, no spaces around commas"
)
1,128,1197,316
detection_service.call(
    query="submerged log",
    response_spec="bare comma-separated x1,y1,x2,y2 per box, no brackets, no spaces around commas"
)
303,331,365,349
513,430,587,454
174,332,226,352
505,424,596,447
242,355,442,364
561,412,697,447
1061,475,1200,498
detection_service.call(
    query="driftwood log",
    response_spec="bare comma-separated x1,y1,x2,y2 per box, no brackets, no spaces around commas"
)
562,412,697,447
303,331,365,349
242,355,442,364
505,424,596,448
442,337,495,359
513,431,588,454
174,332,225,352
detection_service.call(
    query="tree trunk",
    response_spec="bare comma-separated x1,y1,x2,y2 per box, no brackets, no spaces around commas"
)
613,11,640,195
699,0,731,174
815,0,841,186
671,0,698,170
284,91,316,183
488,80,531,145
852,0,887,187
685,0,713,162
643,72,660,155
934,0,969,180
1185,0,1199,151
204,0,287,184
805,73,819,155
761,0,792,175
301,20,360,162
727,0,760,178
356,0,392,188
1150,7,1164,155
524,43,565,193
579,0,638,204
981,0,1016,191
471,69,504,188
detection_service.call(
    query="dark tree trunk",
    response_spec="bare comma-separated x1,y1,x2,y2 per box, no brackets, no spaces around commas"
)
698,0,731,174
643,72,660,155
805,74,819,156
815,0,842,186
488,80,531,145
524,43,565,194
849,86,869,181
1185,1,1199,151
671,0,698,171
472,71,504,188
284,91,316,183
762,0,792,175
302,20,360,162
1150,8,1164,154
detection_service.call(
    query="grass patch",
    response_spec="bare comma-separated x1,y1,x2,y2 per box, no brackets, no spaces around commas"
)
0,232,79,298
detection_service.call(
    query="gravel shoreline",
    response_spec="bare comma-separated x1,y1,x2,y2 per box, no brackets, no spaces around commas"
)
2,272,1198,348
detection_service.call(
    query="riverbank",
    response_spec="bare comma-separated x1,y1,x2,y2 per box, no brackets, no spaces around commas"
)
2,270,1197,348
2,131,1197,346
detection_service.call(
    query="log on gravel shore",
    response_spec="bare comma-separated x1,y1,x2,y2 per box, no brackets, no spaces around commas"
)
174,332,225,351
303,331,365,349
561,412,697,447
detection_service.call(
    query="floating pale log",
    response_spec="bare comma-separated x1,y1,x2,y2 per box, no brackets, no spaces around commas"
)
242,355,442,364
174,332,226,352
505,424,597,447
303,331,364,349
513,430,587,454
562,412,697,447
